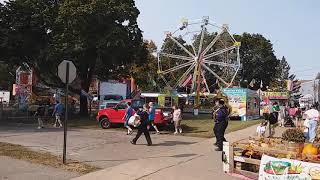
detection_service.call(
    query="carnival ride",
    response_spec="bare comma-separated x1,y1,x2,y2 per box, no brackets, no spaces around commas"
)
157,17,241,109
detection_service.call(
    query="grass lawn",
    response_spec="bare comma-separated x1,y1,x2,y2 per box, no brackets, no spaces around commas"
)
176,113,261,138
0,142,100,174
68,113,261,138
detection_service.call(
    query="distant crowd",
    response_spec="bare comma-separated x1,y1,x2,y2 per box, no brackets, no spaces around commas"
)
258,102,319,143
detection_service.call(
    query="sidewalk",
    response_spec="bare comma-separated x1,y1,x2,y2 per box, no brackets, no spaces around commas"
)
0,156,79,180
73,125,260,180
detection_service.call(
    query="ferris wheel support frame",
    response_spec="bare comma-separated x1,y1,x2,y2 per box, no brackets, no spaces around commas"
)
158,17,241,109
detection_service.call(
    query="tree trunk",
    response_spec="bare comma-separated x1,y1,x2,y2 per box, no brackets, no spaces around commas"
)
80,94,88,115
79,49,97,115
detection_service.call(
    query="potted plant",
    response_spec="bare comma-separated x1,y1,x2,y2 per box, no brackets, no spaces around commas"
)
282,129,305,154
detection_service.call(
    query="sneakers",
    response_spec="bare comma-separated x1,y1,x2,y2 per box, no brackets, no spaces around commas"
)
37,126,42,129
179,129,183,134
174,132,178,135
130,140,136,145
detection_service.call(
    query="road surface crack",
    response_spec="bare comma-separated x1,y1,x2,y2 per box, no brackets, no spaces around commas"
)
135,154,204,180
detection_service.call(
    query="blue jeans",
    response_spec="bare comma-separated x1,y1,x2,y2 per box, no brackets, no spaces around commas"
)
309,120,318,143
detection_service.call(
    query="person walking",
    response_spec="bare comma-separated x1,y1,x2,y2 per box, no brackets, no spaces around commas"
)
304,105,319,143
173,105,182,135
52,100,63,128
123,102,134,135
268,102,280,137
214,99,229,151
279,104,286,127
148,102,160,134
34,103,45,129
130,105,152,146
295,107,303,128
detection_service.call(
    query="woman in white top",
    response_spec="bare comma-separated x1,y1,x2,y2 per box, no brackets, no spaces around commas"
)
173,105,182,135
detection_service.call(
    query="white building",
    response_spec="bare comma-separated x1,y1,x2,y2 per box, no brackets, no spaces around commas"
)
299,74,320,107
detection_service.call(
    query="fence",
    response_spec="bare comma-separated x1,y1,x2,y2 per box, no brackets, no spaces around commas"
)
0,102,97,123
0,102,40,123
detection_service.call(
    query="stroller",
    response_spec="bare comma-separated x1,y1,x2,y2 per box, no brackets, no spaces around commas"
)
284,115,295,127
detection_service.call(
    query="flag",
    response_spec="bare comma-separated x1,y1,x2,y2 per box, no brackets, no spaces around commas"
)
181,74,193,87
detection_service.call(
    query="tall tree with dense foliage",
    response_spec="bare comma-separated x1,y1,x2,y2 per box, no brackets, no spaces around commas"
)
0,0,59,83
53,0,144,114
0,0,145,114
269,56,290,90
235,33,279,90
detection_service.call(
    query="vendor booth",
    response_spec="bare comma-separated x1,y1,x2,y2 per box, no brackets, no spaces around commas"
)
222,88,260,121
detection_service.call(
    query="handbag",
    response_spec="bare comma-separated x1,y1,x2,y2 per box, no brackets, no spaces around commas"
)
128,114,141,127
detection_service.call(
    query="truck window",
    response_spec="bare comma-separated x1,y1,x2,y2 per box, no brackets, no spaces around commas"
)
116,101,127,109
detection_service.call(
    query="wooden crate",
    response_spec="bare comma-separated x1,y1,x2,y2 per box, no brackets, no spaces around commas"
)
223,137,301,180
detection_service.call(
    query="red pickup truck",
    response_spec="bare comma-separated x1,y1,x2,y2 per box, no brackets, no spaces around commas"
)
96,99,170,129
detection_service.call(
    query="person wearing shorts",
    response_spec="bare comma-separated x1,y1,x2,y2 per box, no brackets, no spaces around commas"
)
52,100,63,128
148,102,160,134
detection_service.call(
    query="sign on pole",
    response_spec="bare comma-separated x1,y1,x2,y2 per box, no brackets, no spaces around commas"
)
58,60,76,164
58,60,76,84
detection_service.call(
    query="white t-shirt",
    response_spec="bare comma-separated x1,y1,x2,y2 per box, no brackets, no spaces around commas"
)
304,119,310,133
304,109,319,121
256,125,266,134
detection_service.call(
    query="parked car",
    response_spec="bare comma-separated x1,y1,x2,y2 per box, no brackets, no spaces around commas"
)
96,99,169,129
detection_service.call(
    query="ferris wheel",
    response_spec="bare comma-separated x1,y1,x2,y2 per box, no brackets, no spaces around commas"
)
157,16,241,96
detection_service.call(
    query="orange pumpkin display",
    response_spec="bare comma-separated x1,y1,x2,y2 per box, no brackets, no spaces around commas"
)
302,144,318,155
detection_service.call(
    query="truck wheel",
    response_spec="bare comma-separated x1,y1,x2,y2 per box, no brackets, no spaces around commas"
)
100,118,111,129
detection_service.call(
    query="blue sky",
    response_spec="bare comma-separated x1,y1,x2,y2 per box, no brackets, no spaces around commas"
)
135,0,320,80
1,0,319,79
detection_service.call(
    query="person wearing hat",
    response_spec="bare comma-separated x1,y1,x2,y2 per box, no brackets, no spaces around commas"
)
214,99,229,151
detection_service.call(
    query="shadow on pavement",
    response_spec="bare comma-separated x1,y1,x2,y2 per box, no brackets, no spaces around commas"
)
152,141,197,147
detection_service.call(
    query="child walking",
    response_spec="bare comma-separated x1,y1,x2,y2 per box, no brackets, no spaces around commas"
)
256,120,268,137
172,105,182,135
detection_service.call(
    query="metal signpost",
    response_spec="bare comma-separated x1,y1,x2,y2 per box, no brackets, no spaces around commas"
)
58,60,76,164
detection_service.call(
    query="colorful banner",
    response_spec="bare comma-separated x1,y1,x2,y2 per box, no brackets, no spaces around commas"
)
259,155,320,180
262,92,289,100
222,88,247,120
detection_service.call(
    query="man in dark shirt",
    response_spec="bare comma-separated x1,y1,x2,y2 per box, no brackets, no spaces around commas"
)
130,104,152,146
214,99,229,151
35,103,45,129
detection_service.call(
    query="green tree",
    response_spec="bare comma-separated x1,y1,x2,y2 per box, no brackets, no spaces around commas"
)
270,56,290,91
235,33,279,90
289,74,301,105
0,0,145,114
0,0,59,84
129,40,159,92
52,0,144,114
0,64,15,90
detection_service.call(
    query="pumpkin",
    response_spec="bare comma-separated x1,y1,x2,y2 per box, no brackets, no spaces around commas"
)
302,144,318,155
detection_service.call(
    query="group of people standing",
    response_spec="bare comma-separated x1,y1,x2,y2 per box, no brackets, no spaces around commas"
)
262,102,319,143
